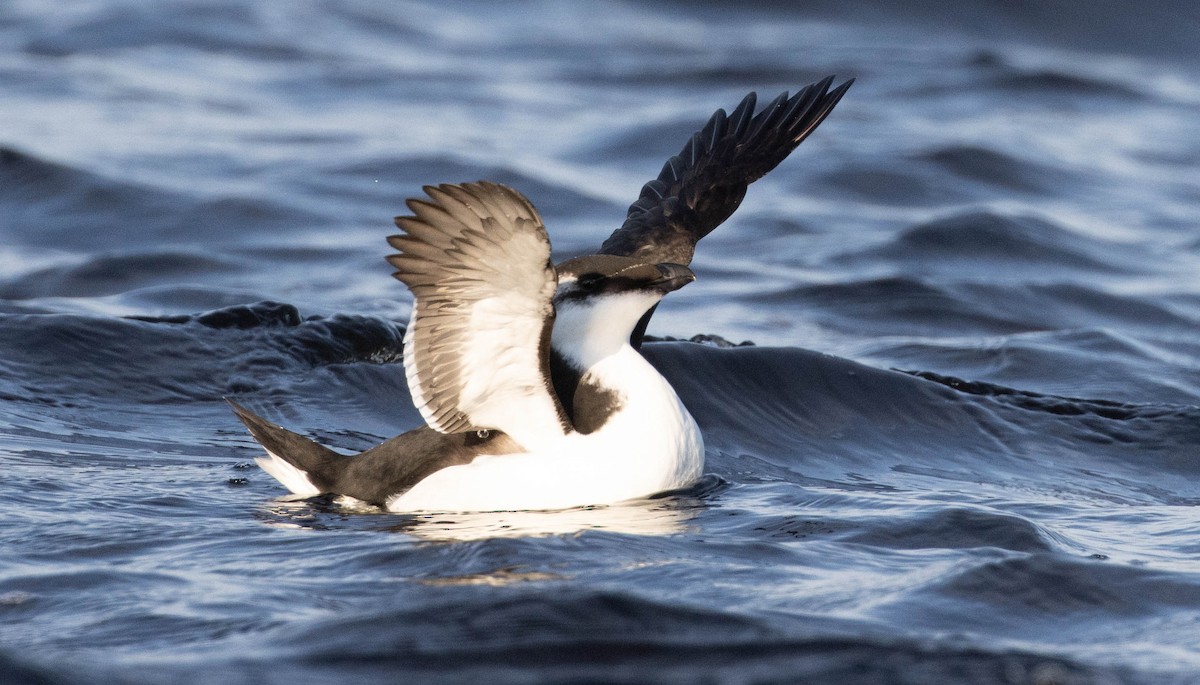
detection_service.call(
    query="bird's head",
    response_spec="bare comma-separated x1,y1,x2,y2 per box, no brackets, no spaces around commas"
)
551,255,694,364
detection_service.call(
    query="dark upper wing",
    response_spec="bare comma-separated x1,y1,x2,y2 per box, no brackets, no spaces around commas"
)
599,76,853,265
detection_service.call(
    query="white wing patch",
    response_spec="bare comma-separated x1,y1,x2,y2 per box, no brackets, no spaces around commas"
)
401,299,430,424
388,182,569,450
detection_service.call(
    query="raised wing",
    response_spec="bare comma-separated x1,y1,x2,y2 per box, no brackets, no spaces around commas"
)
599,76,854,265
388,182,569,449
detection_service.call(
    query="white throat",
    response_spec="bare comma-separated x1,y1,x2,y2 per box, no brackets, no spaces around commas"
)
551,291,661,371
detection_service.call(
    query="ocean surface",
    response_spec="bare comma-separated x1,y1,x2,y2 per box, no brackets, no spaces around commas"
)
2,2,1199,683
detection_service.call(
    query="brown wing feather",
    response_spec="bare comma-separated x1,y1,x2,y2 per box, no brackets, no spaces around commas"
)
389,181,569,446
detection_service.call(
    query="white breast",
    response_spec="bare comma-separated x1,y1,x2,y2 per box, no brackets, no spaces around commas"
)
387,346,704,513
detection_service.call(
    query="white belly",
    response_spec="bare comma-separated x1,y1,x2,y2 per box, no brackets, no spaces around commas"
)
388,351,704,513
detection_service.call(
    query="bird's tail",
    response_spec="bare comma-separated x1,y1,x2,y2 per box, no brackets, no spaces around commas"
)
226,399,344,497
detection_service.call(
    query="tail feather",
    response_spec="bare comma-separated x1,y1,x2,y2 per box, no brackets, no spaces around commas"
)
255,452,322,498
226,399,344,495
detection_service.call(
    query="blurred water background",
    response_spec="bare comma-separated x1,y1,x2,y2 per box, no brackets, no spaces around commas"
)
2,2,1199,683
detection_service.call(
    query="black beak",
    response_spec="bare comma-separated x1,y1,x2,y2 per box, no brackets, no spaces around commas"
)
653,263,696,293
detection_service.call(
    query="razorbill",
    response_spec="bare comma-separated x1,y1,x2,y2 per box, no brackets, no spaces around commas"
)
231,76,853,512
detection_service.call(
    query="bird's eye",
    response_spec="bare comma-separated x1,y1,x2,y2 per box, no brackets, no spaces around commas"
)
577,273,603,290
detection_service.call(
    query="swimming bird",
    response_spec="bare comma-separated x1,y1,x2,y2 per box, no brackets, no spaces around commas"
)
231,76,853,512
233,181,703,512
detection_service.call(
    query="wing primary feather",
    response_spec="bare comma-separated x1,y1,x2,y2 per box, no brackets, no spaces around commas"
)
790,77,854,143
599,75,852,285
667,156,685,182
728,92,757,137
642,179,668,201
688,132,704,167
781,84,819,129
784,76,835,136
425,185,485,228
701,107,727,151
744,91,789,145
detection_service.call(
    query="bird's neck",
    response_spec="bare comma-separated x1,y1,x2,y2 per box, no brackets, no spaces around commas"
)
548,331,637,435
554,303,698,440
550,294,666,433
555,341,663,433
551,293,656,370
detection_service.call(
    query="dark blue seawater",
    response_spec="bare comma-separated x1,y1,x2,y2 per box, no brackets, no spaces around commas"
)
2,2,1199,683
